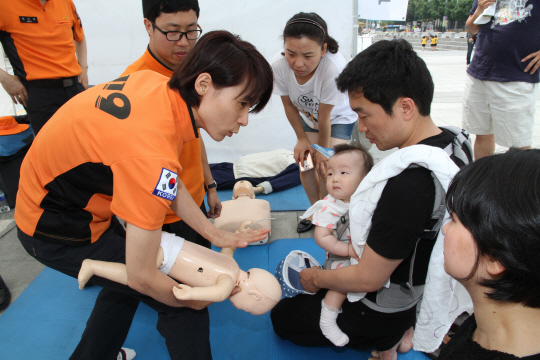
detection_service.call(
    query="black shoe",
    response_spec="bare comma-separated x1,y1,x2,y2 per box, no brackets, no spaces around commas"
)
0,275,11,311
297,219,313,233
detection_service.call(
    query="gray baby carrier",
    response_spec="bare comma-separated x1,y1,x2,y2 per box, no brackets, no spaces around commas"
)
336,126,472,313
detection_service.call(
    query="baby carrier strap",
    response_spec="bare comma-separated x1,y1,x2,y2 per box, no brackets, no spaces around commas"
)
440,126,473,166
360,128,472,313
335,211,350,240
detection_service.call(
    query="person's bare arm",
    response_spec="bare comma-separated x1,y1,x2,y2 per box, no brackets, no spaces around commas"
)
125,223,210,310
172,274,235,302
170,179,269,248
315,226,350,257
200,138,222,218
315,103,334,177
281,96,312,165
300,244,402,293
74,35,89,89
466,0,496,35
0,68,27,106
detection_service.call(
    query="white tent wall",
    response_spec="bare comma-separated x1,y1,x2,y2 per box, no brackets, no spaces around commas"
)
73,0,354,163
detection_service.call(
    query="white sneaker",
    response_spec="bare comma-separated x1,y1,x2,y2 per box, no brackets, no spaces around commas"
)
117,347,136,360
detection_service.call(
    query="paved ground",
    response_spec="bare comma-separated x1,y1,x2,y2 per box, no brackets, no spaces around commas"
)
1,48,539,317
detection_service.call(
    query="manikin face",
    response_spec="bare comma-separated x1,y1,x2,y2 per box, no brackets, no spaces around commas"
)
194,78,251,141
349,92,407,151
145,10,199,69
442,214,479,281
284,37,327,83
232,180,255,199
229,268,282,315
326,152,366,203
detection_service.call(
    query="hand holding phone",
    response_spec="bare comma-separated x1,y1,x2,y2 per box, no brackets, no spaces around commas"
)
299,152,314,172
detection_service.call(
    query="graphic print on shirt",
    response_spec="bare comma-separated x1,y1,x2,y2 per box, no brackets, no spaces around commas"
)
153,168,178,201
493,0,533,27
293,91,320,129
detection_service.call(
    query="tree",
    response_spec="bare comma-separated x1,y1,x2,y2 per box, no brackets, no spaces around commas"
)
427,0,444,19
448,0,474,21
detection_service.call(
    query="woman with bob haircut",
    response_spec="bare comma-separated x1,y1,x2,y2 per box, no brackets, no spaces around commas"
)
439,149,540,359
271,12,358,233
170,30,273,120
15,30,273,360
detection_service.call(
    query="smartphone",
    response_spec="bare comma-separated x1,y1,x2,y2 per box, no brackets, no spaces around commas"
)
299,152,314,172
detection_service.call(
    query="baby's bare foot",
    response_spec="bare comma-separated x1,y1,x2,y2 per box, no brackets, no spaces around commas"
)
78,259,94,290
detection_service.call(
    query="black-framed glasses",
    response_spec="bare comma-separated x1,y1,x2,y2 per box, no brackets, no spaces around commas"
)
151,22,203,41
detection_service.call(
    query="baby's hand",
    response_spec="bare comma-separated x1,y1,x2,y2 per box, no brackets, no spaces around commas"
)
235,220,253,234
172,284,194,300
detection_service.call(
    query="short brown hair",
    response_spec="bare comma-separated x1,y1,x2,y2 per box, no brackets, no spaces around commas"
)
169,30,273,114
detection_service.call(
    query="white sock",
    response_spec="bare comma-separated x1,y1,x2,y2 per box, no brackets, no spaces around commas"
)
320,300,349,346
117,347,136,360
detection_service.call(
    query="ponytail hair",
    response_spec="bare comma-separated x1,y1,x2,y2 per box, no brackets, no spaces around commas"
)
283,12,339,54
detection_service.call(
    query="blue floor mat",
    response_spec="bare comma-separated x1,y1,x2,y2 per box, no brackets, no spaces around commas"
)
207,184,311,212
0,238,431,360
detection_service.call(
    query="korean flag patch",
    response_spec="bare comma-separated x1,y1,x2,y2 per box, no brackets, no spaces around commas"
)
152,168,178,201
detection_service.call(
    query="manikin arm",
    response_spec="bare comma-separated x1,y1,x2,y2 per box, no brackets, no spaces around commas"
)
124,224,209,309
172,274,235,303
314,226,350,257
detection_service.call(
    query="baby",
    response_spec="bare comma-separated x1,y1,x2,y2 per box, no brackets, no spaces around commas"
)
300,144,373,346
78,223,282,315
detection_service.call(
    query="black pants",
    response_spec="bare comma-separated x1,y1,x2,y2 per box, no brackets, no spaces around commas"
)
270,289,417,352
209,162,300,192
25,83,85,135
18,214,212,360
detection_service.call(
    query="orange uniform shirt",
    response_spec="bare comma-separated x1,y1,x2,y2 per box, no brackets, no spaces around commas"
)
15,71,198,244
0,0,84,81
121,48,205,224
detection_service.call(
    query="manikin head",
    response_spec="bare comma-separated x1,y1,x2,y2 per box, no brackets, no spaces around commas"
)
143,0,201,69
229,268,282,315
232,180,255,199
326,144,373,203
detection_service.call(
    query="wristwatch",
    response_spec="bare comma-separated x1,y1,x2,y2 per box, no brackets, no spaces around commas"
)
206,180,217,191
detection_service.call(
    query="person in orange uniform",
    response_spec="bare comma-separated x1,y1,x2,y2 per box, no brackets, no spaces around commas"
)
122,0,220,251
119,1,218,358
0,0,88,135
15,30,273,360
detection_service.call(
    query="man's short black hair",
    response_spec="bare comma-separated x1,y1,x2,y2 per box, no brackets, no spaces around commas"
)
143,0,200,23
446,149,540,309
336,39,434,117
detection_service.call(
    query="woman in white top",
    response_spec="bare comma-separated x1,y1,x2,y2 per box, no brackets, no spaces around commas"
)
272,12,358,233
